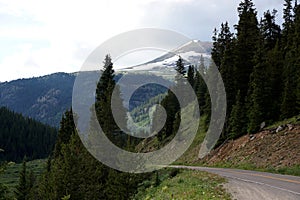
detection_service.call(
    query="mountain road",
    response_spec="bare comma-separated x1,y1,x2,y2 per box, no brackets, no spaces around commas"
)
169,165,300,200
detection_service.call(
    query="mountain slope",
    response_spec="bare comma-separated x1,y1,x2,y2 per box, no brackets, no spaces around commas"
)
0,107,57,162
0,41,212,127
122,40,212,72
202,121,300,171
174,115,300,176
0,73,75,127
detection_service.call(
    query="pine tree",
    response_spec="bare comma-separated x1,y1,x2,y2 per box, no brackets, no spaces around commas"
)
281,3,300,118
283,0,294,33
211,22,234,69
229,91,247,139
158,56,186,140
15,159,28,200
194,62,207,115
38,110,109,200
247,35,269,133
187,65,195,87
176,56,185,75
234,0,259,101
260,10,281,50
0,162,9,200
95,54,128,147
247,9,283,132
159,91,179,140
53,110,74,158
267,41,284,121
211,28,221,68
213,23,236,139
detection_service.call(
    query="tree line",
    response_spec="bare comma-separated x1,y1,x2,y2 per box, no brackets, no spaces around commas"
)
211,0,300,140
159,0,300,143
0,107,57,162
15,55,151,200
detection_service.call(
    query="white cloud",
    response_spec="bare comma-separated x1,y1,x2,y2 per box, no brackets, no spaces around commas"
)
0,0,284,82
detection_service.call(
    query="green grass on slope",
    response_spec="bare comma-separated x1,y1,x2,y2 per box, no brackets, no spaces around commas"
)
266,114,300,129
0,159,47,198
134,169,231,200
175,115,208,165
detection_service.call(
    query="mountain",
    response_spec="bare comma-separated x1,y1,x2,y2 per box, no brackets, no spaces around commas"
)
122,40,212,72
0,73,75,127
0,41,212,127
0,107,57,162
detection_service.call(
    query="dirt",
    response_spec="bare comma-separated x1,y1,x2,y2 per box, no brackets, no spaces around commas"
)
201,124,300,169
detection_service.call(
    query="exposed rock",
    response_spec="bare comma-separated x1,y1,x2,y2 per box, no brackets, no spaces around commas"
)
276,125,284,133
249,134,255,141
260,122,266,130
287,124,294,131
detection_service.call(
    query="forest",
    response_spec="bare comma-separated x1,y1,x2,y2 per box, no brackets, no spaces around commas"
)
0,107,57,162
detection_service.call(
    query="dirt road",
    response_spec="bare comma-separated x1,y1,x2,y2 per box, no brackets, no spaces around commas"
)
170,165,300,200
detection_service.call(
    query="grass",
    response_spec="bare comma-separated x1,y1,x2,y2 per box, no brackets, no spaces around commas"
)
0,159,47,198
134,169,231,200
174,115,208,165
266,114,300,129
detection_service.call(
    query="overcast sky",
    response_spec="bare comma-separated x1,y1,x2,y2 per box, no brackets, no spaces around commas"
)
0,0,283,82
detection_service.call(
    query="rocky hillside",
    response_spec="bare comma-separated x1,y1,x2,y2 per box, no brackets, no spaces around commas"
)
201,116,300,170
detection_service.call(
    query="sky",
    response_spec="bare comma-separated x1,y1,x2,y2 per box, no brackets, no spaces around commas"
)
0,0,284,82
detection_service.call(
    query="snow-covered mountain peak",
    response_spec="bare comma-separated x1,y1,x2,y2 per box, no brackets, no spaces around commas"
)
121,40,212,73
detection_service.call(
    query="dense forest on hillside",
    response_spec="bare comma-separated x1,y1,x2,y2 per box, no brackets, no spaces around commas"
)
171,0,300,144
210,0,300,141
3,0,300,199
0,107,57,162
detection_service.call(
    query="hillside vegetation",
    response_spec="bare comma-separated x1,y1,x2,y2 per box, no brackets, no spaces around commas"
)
0,107,57,162
0,159,46,199
0,72,75,127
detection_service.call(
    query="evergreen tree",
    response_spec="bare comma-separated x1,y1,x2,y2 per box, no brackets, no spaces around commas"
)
283,0,294,34
229,91,247,139
38,110,109,200
15,159,28,200
194,59,208,115
260,10,281,50
211,22,234,69
175,56,186,77
0,161,9,200
211,22,236,139
267,41,284,121
159,91,179,140
95,54,128,147
234,0,259,101
211,28,221,68
0,107,57,162
158,56,186,140
187,65,195,87
281,3,300,118
247,10,283,132
53,110,74,158
247,35,269,133
37,55,148,200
